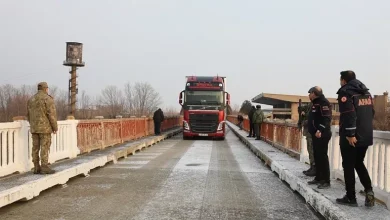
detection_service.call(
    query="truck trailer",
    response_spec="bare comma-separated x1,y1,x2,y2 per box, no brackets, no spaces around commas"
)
179,76,230,140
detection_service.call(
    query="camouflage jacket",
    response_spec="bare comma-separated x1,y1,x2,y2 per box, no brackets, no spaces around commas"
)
298,103,312,131
27,91,58,133
253,109,264,124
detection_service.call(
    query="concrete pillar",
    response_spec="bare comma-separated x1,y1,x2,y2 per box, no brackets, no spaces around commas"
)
291,103,299,121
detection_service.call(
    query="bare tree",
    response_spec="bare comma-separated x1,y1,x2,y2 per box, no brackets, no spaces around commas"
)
124,83,133,116
0,84,16,121
99,85,125,118
163,106,179,117
239,100,253,115
49,86,68,120
132,82,162,116
0,84,68,122
55,90,69,120
78,90,92,119
0,81,174,122
232,104,240,114
8,85,34,118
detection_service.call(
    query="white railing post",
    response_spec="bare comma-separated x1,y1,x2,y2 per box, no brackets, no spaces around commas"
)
385,143,390,193
329,126,340,179
373,142,380,188
18,120,31,172
300,134,308,164
69,119,80,158
378,142,385,190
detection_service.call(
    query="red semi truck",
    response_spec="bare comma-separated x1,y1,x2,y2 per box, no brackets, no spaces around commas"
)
179,76,230,140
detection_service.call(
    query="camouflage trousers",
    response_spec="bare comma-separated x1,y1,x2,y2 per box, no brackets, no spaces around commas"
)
32,133,52,166
305,133,315,166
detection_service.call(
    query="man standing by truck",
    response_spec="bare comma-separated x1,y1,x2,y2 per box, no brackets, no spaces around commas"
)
252,105,264,140
153,108,164,135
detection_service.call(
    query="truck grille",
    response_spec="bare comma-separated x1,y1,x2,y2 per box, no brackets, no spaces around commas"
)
189,114,219,133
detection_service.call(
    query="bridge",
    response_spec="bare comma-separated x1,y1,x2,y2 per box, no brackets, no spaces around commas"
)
0,114,389,220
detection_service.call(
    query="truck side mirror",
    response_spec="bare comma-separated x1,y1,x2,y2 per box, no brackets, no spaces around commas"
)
225,92,230,106
179,91,184,106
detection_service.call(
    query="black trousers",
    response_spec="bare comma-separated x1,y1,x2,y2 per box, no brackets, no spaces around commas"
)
313,134,331,183
154,121,161,135
249,121,254,136
340,136,373,199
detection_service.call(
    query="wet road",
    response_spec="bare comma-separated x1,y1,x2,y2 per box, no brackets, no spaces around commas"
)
0,128,323,220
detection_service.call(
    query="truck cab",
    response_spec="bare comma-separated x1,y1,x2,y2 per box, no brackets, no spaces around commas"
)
179,76,230,140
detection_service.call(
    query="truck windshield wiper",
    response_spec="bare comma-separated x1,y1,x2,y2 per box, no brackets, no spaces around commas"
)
204,101,221,105
186,101,221,105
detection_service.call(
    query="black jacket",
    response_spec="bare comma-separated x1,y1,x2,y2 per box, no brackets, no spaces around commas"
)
308,94,332,136
337,79,374,146
248,108,255,121
153,109,164,122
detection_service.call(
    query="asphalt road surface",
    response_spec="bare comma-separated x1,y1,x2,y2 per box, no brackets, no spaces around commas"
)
0,128,323,220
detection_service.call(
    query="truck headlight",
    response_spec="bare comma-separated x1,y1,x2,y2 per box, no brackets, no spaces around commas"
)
183,121,190,130
217,121,225,131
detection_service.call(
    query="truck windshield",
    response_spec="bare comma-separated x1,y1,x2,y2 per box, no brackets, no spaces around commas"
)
185,91,223,105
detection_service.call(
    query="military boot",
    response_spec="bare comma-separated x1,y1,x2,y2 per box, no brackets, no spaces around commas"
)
40,165,55,174
304,165,316,177
33,162,41,174
365,190,375,207
336,195,358,207
303,167,311,174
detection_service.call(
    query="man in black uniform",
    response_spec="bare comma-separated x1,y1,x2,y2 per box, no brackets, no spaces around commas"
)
153,108,165,135
336,70,375,207
307,86,332,189
247,106,256,138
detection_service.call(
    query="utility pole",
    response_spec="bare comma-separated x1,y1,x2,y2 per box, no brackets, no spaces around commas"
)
63,42,85,118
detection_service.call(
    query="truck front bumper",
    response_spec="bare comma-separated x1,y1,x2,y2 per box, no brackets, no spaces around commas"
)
183,130,225,137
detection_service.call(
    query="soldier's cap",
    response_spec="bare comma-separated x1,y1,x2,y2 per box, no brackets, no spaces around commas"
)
256,105,261,109
38,82,49,88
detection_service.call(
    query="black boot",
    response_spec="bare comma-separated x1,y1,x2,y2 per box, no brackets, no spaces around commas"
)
307,179,321,185
303,166,312,174
336,195,358,207
304,165,316,177
318,182,330,189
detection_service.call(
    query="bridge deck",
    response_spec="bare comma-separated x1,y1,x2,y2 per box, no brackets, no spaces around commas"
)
0,128,320,220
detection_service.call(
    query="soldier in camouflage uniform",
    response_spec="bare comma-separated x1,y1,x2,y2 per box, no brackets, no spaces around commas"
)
27,82,58,174
253,105,265,140
298,102,316,176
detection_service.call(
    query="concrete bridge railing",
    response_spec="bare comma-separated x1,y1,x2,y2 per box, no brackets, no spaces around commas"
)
227,115,390,209
0,116,182,178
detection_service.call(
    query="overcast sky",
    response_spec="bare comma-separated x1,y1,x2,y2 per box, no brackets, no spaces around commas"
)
1,0,389,110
